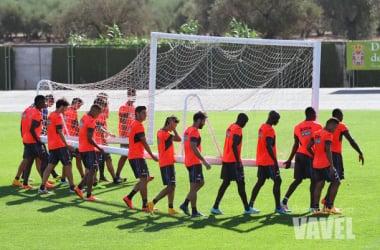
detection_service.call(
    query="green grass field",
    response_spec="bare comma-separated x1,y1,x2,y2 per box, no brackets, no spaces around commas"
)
0,110,379,249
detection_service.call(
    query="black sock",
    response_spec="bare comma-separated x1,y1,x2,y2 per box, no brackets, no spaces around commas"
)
40,184,45,190
61,178,66,182
87,192,91,198
70,185,75,191
15,176,20,180
213,201,219,209
153,198,158,204
191,207,197,215
282,197,288,205
249,201,254,207
169,203,173,209
183,198,190,207
142,199,147,208
127,190,137,200
78,184,83,190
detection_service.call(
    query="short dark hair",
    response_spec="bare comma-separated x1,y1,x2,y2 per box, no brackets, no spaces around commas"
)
72,97,83,105
90,104,102,112
93,97,107,108
193,111,207,122
305,107,316,117
326,117,339,126
236,113,248,124
56,98,69,109
34,95,45,106
164,116,179,126
135,106,147,114
332,108,342,118
45,94,54,102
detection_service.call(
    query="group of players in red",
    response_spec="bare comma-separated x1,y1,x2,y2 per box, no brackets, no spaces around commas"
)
12,90,364,217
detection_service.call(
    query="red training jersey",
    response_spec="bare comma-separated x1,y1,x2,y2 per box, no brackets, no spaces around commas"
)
312,129,333,169
22,107,42,144
119,103,135,137
157,129,175,167
222,123,243,163
78,112,97,152
256,123,277,166
64,106,79,136
184,126,201,167
94,112,108,145
331,122,348,154
128,120,145,159
47,111,65,150
294,120,322,157
21,105,33,138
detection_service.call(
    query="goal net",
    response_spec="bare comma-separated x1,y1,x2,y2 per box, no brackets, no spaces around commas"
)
37,32,321,163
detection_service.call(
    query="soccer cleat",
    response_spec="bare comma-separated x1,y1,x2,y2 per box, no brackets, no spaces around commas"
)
12,179,22,187
69,188,75,194
321,198,326,205
113,178,122,184
84,195,99,201
74,186,84,199
323,206,342,214
275,207,288,214
47,179,56,184
168,208,181,215
147,201,155,216
123,196,133,209
179,204,190,216
38,188,50,195
280,202,292,212
45,182,54,189
191,212,207,218
244,207,261,214
308,208,314,213
312,208,328,215
22,184,33,189
210,207,224,215
142,206,158,212
60,179,68,185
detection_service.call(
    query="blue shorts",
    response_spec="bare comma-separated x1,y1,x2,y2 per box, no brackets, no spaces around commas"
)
257,165,280,180
221,162,244,182
294,153,313,179
160,165,176,186
23,143,48,160
187,164,204,183
48,148,71,166
80,151,99,170
129,158,150,178
332,152,344,180
313,167,340,183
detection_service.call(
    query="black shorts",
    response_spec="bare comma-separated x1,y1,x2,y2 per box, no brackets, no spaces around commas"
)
294,153,313,179
80,151,99,170
23,143,48,160
129,158,150,178
313,167,340,183
48,148,71,166
160,165,176,186
187,164,204,183
70,148,80,158
332,152,344,180
257,165,280,180
221,162,245,182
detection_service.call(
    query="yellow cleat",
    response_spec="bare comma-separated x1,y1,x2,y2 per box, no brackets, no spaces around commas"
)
12,179,22,187
148,201,155,216
168,208,181,215
324,206,342,214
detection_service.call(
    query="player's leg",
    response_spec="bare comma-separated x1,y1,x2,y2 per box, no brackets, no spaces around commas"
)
311,169,326,213
282,154,306,207
104,156,121,184
13,158,28,186
211,163,231,214
98,153,108,182
249,167,267,209
75,153,84,178
273,175,284,212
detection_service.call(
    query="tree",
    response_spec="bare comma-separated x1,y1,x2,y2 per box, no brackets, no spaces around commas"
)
317,0,379,39
0,4,24,41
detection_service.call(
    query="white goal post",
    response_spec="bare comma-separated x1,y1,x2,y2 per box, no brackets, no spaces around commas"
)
148,32,321,145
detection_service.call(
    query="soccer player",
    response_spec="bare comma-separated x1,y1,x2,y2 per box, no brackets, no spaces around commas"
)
38,99,75,194
93,95,120,184
307,118,340,214
211,113,256,215
147,116,181,216
17,95,49,189
249,111,288,214
116,88,136,182
122,106,158,211
179,111,211,218
281,107,322,211
62,97,84,179
321,108,364,208
74,104,104,201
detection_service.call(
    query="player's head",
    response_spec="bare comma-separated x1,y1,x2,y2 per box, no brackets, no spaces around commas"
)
127,88,136,103
89,104,102,118
34,95,46,110
267,110,280,126
135,106,147,122
45,94,55,107
56,98,70,113
236,113,249,128
193,111,207,129
332,108,343,122
325,117,339,132
305,107,316,121
72,97,83,110
93,97,107,112
97,92,108,100
164,115,179,131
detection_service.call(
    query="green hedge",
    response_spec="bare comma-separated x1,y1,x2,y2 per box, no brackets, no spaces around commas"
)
0,47,14,90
